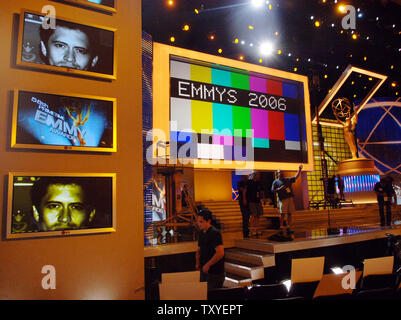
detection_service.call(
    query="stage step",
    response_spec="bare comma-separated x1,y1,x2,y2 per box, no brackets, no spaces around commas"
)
224,259,265,281
225,248,275,267
234,239,275,254
223,273,253,288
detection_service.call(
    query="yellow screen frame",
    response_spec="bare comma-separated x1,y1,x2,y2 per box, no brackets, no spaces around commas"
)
11,89,117,153
7,172,117,239
153,43,314,172
16,9,117,81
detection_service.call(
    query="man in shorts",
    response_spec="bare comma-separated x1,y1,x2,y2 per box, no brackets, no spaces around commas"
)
246,172,265,237
271,165,303,237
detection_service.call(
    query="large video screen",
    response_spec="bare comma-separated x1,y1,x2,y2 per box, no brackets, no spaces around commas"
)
153,43,313,171
12,90,116,152
169,58,308,164
7,173,116,239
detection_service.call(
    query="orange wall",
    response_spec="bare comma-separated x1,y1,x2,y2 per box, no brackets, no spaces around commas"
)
0,0,143,299
194,170,233,202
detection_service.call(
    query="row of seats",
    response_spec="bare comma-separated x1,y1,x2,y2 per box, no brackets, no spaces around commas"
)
159,256,401,300
208,273,401,300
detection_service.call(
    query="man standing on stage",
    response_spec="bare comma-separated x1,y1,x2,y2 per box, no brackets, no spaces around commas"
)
246,172,265,237
237,175,249,238
374,176,397,227
271,165,303,237
196,210,225,290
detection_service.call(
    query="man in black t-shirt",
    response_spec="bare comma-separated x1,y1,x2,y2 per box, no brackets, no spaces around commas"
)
237,175,249,238
196,210,225,290
374,176,397,227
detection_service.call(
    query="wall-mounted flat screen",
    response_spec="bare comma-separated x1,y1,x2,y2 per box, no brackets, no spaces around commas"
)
17,10,116,80
12,90,116,152
7,173,116,239
57,0,117,13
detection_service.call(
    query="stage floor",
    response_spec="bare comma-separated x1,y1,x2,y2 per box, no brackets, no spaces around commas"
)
144,222,401,257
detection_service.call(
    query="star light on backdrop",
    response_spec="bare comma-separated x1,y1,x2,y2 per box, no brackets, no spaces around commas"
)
142,0,401,113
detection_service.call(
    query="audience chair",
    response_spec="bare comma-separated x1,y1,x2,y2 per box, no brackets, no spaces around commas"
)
208,287,246,300
247,283,288,300
359,256,396,291
159,270,206,300
159,282,207,300
161,270,200,283
288,257,325,299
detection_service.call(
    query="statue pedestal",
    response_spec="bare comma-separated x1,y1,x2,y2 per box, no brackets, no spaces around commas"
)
337,158,379,204
338,158,378,176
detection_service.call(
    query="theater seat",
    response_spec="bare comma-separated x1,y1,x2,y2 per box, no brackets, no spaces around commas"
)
313,293,353,300
288,281,320,299
207,287,246,300
247,283,288,300
360,273,398,290
355,287,395,300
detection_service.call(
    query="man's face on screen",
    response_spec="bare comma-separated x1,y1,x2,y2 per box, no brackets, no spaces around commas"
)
33,184,95,231
42,26,98,70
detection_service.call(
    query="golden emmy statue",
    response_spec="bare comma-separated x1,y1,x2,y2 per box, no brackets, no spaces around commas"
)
331,98,358,159
332,98,378,186
62,99,90,146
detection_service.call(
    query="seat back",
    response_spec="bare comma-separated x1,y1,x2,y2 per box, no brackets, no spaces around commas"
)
208,287,246,300
355,287,394,300
159,282,207,300
291,257,325,284
360,273,398,290
247,284,288,300
161,271,200,283
363,256,394,277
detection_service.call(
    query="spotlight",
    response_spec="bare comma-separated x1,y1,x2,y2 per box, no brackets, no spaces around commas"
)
259,41,274,56
251,0,264,7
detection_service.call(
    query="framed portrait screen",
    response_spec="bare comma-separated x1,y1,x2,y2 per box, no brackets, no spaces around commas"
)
11,90,117,152
17,10,117,80
6,173,116,239
57,0,117,13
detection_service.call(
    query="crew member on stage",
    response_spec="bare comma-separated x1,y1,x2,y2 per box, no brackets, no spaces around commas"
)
246,172,265,237
374,176,397,227
237,175,250,238
337,174,345,200
272,165,303,237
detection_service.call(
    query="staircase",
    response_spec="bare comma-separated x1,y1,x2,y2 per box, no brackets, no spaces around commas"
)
199,200,280,233
223,247,275,287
